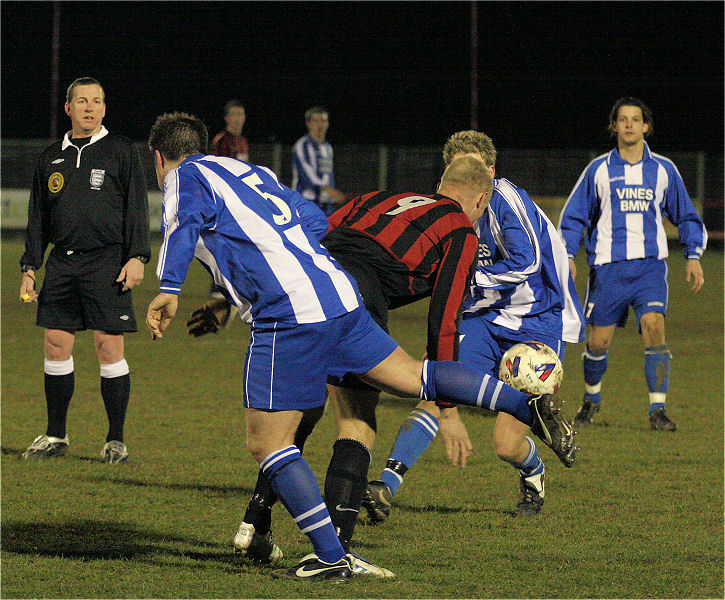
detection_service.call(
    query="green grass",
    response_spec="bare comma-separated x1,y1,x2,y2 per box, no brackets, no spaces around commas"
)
2,235,723,599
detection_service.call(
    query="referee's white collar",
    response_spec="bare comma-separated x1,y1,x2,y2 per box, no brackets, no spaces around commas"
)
62,126,109,150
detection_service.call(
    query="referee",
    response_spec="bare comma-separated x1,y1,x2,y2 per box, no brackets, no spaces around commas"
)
19,77,150,464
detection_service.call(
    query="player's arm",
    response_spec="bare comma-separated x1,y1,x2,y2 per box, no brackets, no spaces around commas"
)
287,186,330,241
427,223,479,361
151,171,212,337
472,198,541,292
210,132,224,156
558,163,598,260
326,194,362,232
660,165,707,292
438,406,473,467
661,164,708,262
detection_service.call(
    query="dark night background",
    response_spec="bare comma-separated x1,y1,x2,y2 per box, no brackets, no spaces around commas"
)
2,1,723,153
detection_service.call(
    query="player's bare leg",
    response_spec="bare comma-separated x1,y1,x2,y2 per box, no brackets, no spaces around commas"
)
245,408,302,462
494,413,546,516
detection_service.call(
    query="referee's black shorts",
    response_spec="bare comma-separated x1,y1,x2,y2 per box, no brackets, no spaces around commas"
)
326,254,389,391
37,244,138,333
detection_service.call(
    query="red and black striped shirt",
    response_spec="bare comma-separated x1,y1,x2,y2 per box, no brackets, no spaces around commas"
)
325,191,478,361
211,130,249,160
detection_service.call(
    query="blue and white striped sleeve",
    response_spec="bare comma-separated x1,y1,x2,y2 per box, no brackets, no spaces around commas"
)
156,168,215,294
661,163,708,259
474,193,540,290
558,162,598,258
290,188,330,241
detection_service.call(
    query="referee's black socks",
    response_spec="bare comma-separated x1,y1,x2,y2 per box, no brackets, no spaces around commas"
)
44,357,75,439
100,359,130,443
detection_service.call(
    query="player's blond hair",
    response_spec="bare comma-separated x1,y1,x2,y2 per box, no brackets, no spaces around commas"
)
439,155,493,196
443,130,497,167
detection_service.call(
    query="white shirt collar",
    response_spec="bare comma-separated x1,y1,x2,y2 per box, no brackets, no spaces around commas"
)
61,125,109,150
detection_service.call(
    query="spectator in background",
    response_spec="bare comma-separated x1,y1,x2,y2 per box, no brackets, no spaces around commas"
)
19,76,150,464
292,106,346,216
208,99,249,303
211,100,249,161
558,97,707,432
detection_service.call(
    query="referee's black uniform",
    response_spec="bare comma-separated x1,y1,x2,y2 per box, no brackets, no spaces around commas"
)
21,127,150,332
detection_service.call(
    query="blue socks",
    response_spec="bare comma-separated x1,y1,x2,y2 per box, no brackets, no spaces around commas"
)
421,360,532,425
516,436,544,478
380,409,439,495
262,445,344,563
645,345,671,414
582,345,608,405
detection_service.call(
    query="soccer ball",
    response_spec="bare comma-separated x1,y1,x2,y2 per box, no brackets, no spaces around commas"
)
498,341,563,395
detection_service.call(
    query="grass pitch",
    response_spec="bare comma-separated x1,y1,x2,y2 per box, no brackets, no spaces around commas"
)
2,235,723,599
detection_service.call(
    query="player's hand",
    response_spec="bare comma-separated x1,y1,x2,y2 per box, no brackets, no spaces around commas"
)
325,187,348,205
685,259,704,292
146,293,179,339
438,406,473,467
19,271,38,303
117,258,145,291
186,298,233,337
568,257,577,280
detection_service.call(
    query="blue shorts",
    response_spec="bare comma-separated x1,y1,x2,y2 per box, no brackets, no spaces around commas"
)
243,307,399,411
459,315,565,377
584,258,668,328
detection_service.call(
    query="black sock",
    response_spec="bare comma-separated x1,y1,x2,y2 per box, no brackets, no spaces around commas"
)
45,372,74,438
101,374,130,443
243,405,325,534
324,438,371,552
243,469,276,535
295,404,324,451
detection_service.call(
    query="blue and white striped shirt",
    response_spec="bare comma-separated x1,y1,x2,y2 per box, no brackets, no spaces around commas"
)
463,178,584,344
558,143,707,266
156,154,360,326
291,134,335,208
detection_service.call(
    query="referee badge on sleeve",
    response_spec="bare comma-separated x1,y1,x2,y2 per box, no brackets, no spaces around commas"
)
48,172,64,193
90,169,105,190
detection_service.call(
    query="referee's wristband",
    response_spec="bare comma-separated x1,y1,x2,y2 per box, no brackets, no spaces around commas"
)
130,255,149,264
21,264,36,273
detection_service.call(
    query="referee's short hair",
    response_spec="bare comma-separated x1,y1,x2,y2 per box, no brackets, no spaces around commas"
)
608,96,654,138
148,112,209,161
66,77,104,103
